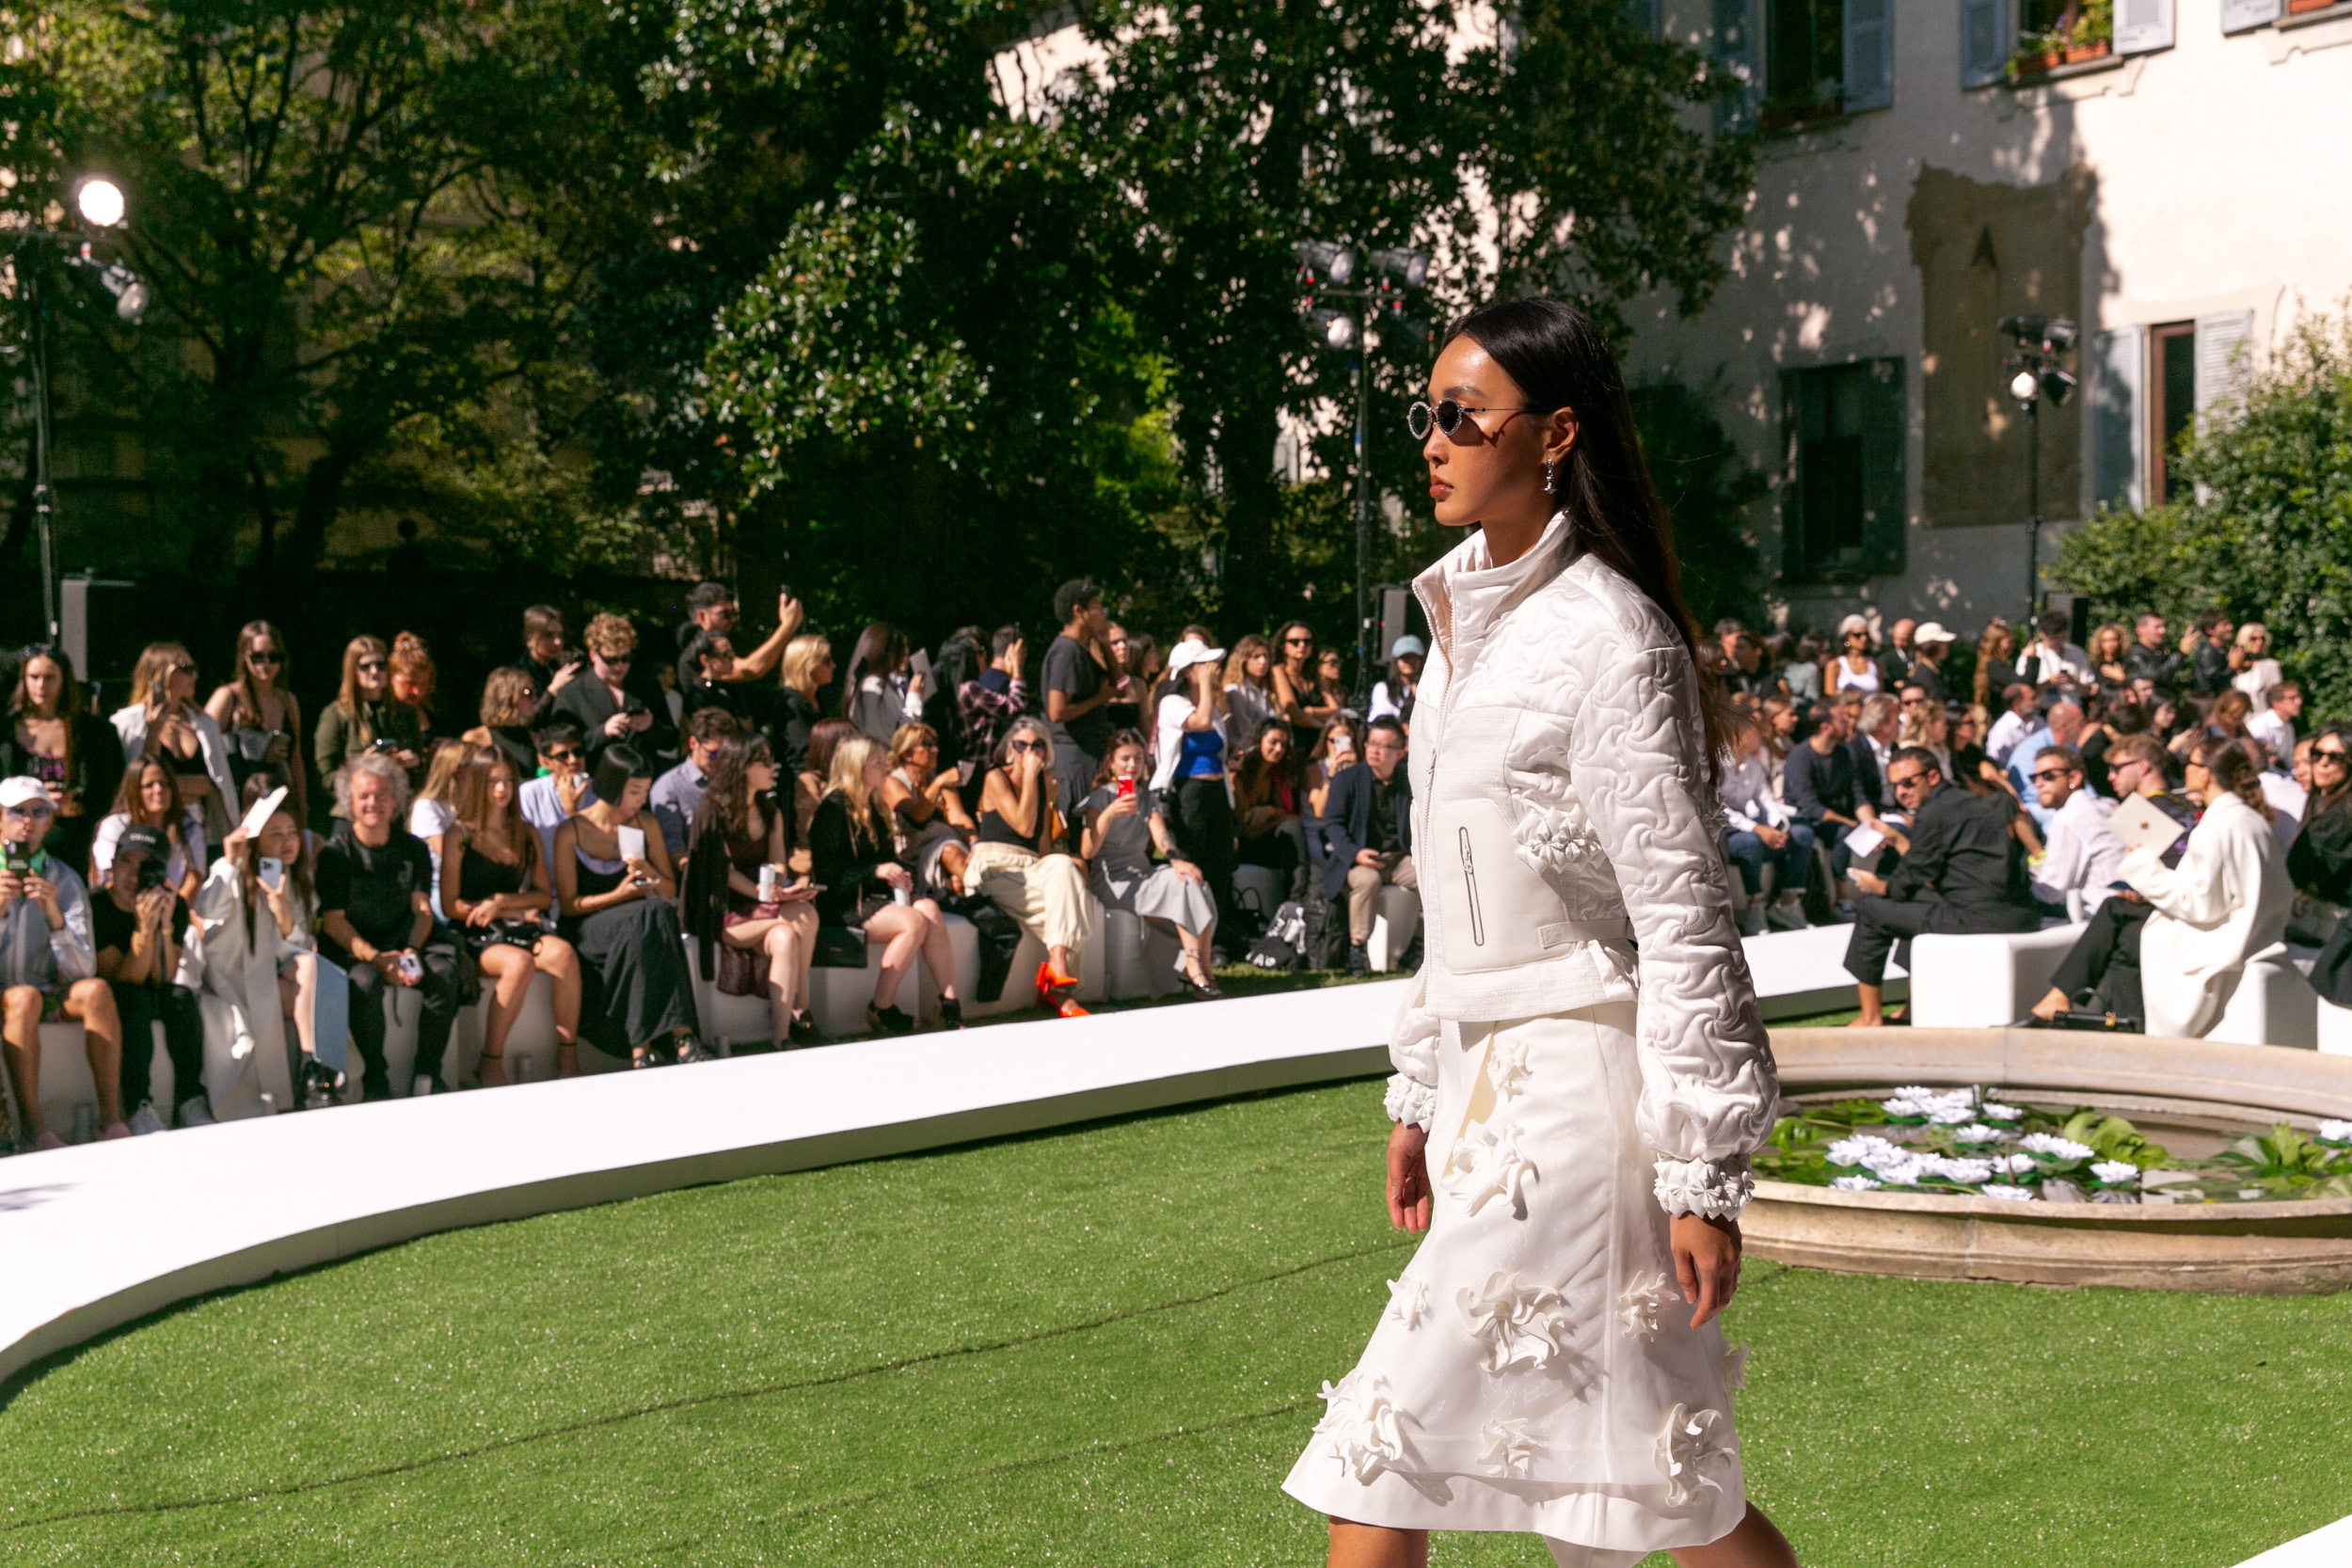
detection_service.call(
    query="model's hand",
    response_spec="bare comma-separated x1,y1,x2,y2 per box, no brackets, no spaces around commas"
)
1386,1121,1432,1233
1671,1212,1742,1330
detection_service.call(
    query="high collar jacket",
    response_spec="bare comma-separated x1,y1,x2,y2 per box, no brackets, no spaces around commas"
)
1382,513,1777,1218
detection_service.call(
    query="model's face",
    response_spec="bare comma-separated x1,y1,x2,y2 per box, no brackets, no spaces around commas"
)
1419,335,1573,532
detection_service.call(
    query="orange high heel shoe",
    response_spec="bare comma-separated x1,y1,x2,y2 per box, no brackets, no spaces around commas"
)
1036,958,1087,1017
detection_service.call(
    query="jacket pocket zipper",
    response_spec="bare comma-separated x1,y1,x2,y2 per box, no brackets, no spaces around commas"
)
1458,826,1486,947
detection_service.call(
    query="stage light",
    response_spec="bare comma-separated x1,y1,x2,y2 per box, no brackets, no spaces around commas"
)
75,179,125,229
1294,240,1357,286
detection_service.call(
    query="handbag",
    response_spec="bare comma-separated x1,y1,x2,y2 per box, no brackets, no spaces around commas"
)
813,924,870,969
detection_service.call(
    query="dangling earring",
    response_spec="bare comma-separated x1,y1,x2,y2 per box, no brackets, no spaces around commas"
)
1543,457,1558,495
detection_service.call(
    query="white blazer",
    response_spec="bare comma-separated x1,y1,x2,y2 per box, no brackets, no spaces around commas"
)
111,701,240,844
2123,790,2292,1038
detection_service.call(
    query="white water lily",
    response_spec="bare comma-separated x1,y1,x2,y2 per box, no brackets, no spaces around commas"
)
1830,1174,1883,1191
2019,1132,2096,1161
1480,1417,1542,1479
1617,1273,1675,1340
1385,1274,1430,1330
2090,1160,2139,1185
1925,1156,1994,1184
1978,1183,2037,1201
1989,1152,2039,1177
1458,1272,1577,1372
1951,1123,2003,1145
1656,1404,1731,1510
1927,1103,1976,1126
1980,1101,2025,1122
2319,1119,2352,1145
1314,1372,1409,1482
1449,1121,1539,1217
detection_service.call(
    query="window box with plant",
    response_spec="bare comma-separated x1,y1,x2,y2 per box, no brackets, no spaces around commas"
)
2005,0,2112,80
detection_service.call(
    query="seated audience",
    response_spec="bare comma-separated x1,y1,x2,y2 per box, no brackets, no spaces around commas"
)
2247,681,2301,771
674,584,801,700
116,641,239,841
797,718,858,847
0,776,121,1148
190,786,338,1116
1721,721,1811,935
684,734,822,1046
518,719,596,905
93,823,207,1132
389,631,437,721
1232,718,1311,906
953,627,1026,782
1367,636,1423,729
810,735,961,1034
2231,622,2284,701
410,738,474,918
1984,683,2039,771
2025,746,2122,916
1306,714,1364,823
1848,693,1898,814
313,636,425,791
553,744,707,1068
2087,622,2131,693
1782,704,1871,893
2032,734,2203,1023
550,613,673,764
1830,616,1882,693
2117,737,2292,1038
1843,747,2040,1027
1320,716,1415,976
94,753,207,904
1905,622,1955,702
1082,731,1222,999
1,643,121,879
2289,726,2352,933
203,621,307,820
1896,696,1951,782
880,722,976,899
968,718,1095,1017
315,752,464,1101
441,748,582,1085
652,709,742,862
463,666,542,781
2123,613,2181,689
2007,700,2084,827
1270,622,1341,739
775,633,836,776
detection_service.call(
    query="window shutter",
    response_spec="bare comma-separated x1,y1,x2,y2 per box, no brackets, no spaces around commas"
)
2090,328,2144,513
1860,357,1907,574
2194,310,2255,420
1778,370,1805,578
1961,0,2010,87
2221,0,2280,33
1844,0,1894,110
2116,0,2176,54
1713,0,1756,131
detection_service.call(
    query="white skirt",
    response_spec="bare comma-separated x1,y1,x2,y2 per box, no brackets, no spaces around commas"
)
1282,1003,1747,1565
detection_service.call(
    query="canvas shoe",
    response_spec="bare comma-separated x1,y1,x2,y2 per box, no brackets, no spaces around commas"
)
1766,898,1809,932
179,1094,216,1128
127,1102,167,1136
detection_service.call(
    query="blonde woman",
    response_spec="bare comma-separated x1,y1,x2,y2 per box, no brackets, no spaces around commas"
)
409,738,476,918
1896,700,1951,782
776,633,836,774
441,749,582,1085
2232,622,2285,701
1973,619,2015,707
881,721,976,899
968,717,1095,1017
809,735,961,1034
1221,635,1279,754
111,641,239,841
312,636,424,786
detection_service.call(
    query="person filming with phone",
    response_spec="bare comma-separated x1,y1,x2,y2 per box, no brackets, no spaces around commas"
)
0,776,126,1149
93,824,209,1133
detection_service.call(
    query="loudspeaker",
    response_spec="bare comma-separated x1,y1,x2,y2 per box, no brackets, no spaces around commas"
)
62,573,139,702
1375,584,1426,663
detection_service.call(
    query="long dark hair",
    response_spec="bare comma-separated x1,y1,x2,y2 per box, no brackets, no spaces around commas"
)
840,621,908,717
684,733,787,971
1445,295,1727,780
11,643,86,784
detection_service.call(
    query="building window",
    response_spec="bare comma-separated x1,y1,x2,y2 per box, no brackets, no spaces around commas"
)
1782,358,1906,580
1963,0,2170,87
2148,321,2196,506
1750,0,1893,124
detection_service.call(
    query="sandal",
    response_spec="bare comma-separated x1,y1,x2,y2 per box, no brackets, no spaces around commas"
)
867,1004,915,1037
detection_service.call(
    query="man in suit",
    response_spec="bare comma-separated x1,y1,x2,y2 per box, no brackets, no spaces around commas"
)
1320,717,1415,975
1843,747,2041,1025
549,612,679,766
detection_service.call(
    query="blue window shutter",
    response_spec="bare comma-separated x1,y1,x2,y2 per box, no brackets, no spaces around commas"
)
2116,0,2176,54
1860,358,1907,576
1844,0,1893,110
1962,0,2010,87
2221,0,2280,33
2090,328,2144,513
1714,0,1756,131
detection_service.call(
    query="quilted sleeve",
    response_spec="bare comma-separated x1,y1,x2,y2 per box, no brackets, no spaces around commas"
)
1569,644,1779,1219
1384,967,1440,1132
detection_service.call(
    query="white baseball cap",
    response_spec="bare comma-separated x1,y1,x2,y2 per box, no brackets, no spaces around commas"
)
1914,621,1956,645
0,777,49,810
1166,641,1226,677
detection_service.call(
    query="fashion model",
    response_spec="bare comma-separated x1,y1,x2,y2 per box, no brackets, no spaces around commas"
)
1282,298,1799,1568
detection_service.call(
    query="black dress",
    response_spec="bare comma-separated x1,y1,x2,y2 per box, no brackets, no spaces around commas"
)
453,845,532,954
808,794,896,929
562,842,701,1053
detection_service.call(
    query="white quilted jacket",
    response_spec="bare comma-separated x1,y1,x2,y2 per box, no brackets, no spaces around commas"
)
1381,512,1779,1218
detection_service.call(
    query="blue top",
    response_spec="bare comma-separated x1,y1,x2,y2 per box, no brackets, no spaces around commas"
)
1176,725,1225,781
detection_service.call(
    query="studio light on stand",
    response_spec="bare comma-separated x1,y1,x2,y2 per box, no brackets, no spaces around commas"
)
1295,236,1434,696
1998,313,2076,619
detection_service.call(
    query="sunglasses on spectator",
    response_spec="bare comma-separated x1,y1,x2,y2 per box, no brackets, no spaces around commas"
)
1889,771,1931,791
1406,400,1535,441
543,746,582,765
1008,740,1039,753
2028,768,2074,783
2316,748,2350,765
358,659,389,673
171,662,198,676
5,801,55,820
1284,636,1312,646
248,651,281,667
596,653,632,667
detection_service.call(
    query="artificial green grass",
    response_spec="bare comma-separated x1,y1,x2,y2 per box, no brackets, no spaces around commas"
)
2,1079,2345,1566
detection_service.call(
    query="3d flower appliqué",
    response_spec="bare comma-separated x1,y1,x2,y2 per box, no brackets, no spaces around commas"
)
1384,1072,1438,1132
1486,1028,1534,1102
1457,1271,1576,1373
1450,1122,1539,1218
1313,1371,1410,1484
1510,795,1604,879
1385,1274,1430,1330
1479,1417,1541,1479
1656,1403,1732,1510
1617,1272,1675,1340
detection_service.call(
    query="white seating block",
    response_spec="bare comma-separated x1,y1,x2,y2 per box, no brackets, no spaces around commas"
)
1906,924,2081,1028
2208,948,2319,1051
1367,887,1422,973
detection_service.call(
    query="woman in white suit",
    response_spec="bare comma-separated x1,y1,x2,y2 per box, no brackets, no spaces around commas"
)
2124,736,2292,1038
188,795,337,1116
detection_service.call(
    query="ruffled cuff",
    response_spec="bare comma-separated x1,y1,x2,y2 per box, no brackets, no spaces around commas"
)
1384,1072,1438,1132
1652,1154,1755,1220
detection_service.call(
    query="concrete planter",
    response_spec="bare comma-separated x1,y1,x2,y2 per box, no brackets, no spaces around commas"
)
1745,1026,2352,1293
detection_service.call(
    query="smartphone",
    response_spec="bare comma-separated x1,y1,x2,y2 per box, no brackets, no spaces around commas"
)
779,584,797,604
395,952,423,984
258,857,284,892
2,847,31,878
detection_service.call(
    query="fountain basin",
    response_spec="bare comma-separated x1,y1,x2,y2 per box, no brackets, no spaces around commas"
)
1747,1027,2352,1293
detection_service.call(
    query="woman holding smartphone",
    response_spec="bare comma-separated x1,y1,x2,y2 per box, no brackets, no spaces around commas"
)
685,733,823,1047
552,743,707,1069
1081,731,1221,999
441,748,582,1085
190,784,342,1115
